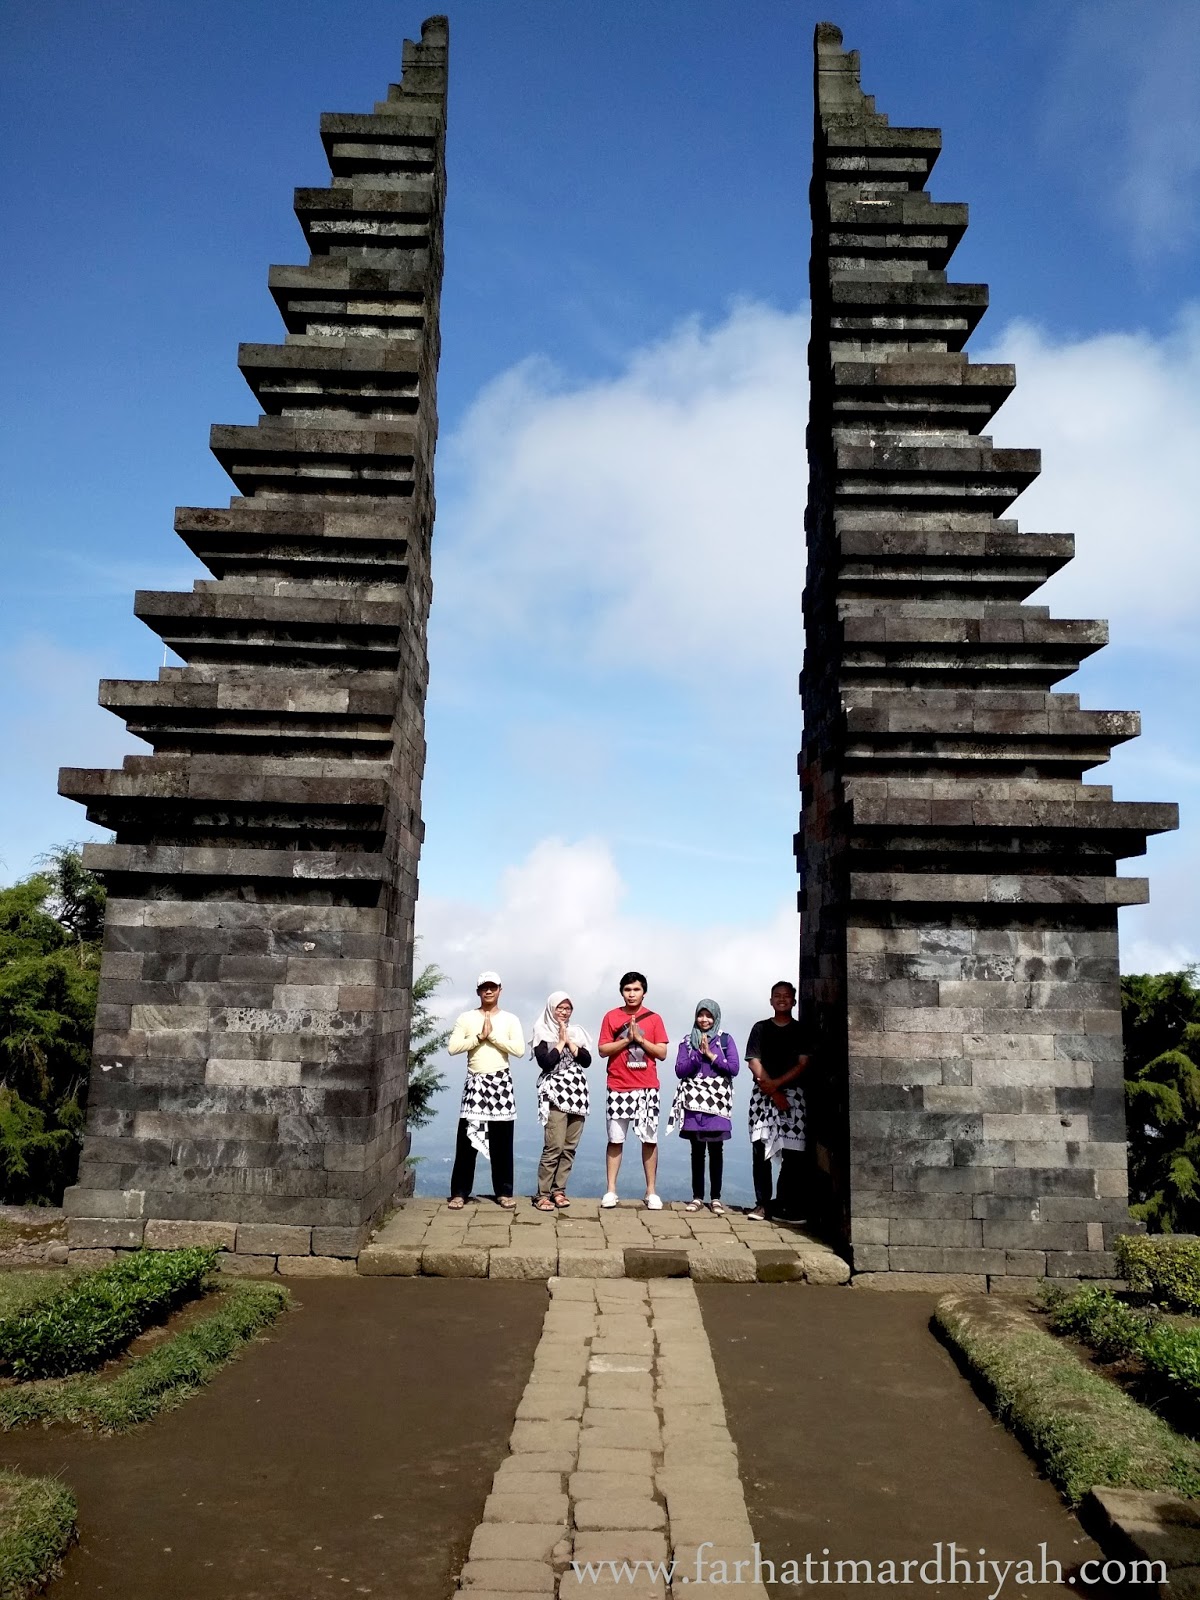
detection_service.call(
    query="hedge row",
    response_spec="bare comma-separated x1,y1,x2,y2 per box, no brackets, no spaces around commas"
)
0,1248,216,1380
934,1294,1200,1505
1046,1283,1200,1408
0,1280,289,1433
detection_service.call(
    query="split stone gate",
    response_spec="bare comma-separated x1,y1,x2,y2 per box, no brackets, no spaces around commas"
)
59,19,1176,1280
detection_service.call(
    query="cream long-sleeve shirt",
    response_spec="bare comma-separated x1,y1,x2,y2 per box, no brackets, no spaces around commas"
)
447,1008,526,1074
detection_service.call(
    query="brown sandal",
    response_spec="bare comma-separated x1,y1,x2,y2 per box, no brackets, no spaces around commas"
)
534,1196,555,1212
552,1192,570,1209
498,1196,517,1209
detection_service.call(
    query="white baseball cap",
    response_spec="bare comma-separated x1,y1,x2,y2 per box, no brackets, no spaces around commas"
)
476,970,502,988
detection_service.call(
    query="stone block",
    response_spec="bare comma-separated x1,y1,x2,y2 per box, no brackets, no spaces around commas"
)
557,1249,625,1278
423,1246,490,1278
67,1248,116,1268
357,1245,421,1276
144,1218,236,1250
509,1420,581,1456
311,1225,368,1257
217,1253,278,1277
685,1248,755,1283
468,1523,564,1563
515,1386,584,1422
853,1271,988,1293
489,1247,558,1281
569,1531,668,1565
67,1218,144,1250
276,1254,356,1277
799,1250,852,1284
573,1498,666,1531
483,1492,569,1526
457,1557,556,1591
236,1223,314,1256
569,1472,656,1501
623,1247,689,1279
63,1185,144,1219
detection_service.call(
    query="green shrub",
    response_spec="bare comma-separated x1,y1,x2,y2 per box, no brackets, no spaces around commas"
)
0,1468,77,1600
0,1248,216,1380
1116,1233,1200,1312
1043,1281,1156,1359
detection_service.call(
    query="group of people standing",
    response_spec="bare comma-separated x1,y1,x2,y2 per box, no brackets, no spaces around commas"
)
444,970,810,1220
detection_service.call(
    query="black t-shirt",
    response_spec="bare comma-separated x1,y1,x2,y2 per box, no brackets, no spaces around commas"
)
745,1017,810,1078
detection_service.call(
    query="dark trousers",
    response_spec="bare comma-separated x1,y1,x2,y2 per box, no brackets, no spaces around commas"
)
688,1137,724,1200
752,1139,805,1217
450,1117,514,1199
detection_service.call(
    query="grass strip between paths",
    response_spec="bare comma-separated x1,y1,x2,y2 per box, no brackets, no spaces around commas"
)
0,1468,76,1600
934,1292,1200,1506
0,1280,289,1434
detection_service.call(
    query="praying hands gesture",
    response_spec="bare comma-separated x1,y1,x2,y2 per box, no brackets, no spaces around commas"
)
480,1012,493,1041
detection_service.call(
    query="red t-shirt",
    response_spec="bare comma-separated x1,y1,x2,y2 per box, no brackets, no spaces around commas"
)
599,1007,668,1091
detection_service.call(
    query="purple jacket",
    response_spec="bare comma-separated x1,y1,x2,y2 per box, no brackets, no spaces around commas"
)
674,1034,740,1139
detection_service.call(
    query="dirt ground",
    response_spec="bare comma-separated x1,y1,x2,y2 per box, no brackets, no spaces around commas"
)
698,1285,1137,1599
0,1278,547,1600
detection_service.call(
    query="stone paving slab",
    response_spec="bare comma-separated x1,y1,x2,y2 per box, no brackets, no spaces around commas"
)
359,1197,849,1284
452,1276,763,1600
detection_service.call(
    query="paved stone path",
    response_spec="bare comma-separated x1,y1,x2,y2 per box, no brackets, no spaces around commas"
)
457,1276,766,1598
358,1198,850,1285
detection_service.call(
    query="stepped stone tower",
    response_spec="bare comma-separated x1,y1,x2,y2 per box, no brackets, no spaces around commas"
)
799,24,1178,1282
58,18,449,1263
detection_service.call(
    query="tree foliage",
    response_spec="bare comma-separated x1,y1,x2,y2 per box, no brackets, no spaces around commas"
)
407,950,450,1132
0,848,102,1204
1123,968,1200,1234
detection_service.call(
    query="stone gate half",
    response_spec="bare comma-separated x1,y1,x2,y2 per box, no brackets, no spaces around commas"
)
799,24,1178,1282
58,18,449,1264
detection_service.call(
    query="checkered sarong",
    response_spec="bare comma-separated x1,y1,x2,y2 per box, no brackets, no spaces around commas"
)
536,1056,590,1124
460,1068,517,1160
749,1082,806,1160
606,1087,660,1144
667,1071,734,1134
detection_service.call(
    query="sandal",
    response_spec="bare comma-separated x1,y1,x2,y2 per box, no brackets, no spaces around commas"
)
710,1199,726,1216
497,1196,517,1209
684,1198,704,1213
534,1196,555,1212
552,1192,571,1209
447,1196,466,1210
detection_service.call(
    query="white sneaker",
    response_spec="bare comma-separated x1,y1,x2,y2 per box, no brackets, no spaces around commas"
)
601,1191,619,1208
644,1193,663,1211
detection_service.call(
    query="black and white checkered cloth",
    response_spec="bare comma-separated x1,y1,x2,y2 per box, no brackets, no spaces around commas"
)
748,1082,806,1160
606,1087,660,1144
460,1069,517,1160
536,1057,590,1124
667,1072,734,1134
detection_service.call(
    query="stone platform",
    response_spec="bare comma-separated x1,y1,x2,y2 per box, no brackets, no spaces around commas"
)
354,1198,852,1284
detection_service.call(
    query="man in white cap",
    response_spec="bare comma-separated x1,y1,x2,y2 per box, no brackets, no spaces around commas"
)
446,971,526,1208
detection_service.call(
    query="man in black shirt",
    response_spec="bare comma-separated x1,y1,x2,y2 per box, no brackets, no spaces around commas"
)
744,980,810,1221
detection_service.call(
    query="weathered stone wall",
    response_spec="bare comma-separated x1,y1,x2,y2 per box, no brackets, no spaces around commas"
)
798,24,1177,1282
58,17,450,1263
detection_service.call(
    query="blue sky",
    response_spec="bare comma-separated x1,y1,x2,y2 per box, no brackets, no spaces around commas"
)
3,1,1199,1200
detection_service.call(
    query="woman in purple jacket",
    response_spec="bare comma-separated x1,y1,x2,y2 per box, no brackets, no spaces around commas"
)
668,997,739,1213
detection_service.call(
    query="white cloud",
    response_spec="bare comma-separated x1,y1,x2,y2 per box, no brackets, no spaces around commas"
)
417,834,797,1048
0,634,137,882
982,310,1200,647
436,301,810,686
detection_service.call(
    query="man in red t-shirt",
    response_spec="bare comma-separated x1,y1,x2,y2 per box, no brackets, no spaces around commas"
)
598,970,669,1210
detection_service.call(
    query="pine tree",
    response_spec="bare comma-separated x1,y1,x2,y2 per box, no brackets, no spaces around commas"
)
406,949,450,1131
0,848,104,1203
1123,968,1200,1233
